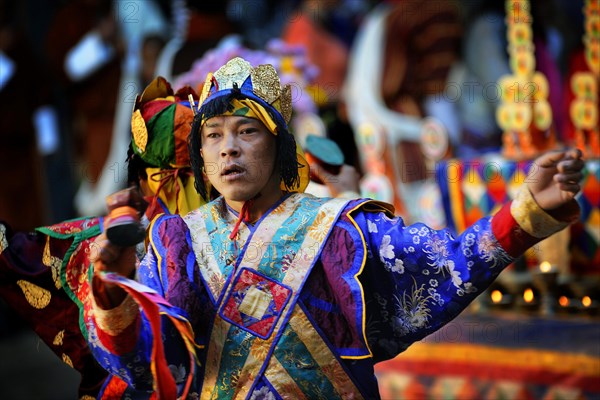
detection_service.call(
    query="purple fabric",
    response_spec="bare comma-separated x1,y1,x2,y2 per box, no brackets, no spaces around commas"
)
158,216,215,342
304,219,367,353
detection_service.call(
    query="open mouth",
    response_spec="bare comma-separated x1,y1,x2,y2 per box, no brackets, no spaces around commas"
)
221,164,246,179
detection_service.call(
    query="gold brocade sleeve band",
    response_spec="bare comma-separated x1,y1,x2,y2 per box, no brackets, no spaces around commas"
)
510,185,570,239
92,292,139,336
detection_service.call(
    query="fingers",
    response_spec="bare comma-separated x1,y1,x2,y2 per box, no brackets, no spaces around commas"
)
554,171,583,183
535,147,585,169
565,147,583,161
310,163,333,183
535,150,566,168
557,183,580,195
90,236,119,262
554,148,584,195
557,156,585,174
554,173,582,186
554,171,582,191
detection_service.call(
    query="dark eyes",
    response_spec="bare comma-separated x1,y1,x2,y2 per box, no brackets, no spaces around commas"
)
204,128,257,139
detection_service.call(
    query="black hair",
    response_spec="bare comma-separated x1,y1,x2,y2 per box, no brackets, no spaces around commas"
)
126,143,150,187
188,91,302,200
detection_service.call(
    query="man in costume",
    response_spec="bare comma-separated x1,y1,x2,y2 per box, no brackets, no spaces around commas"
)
87,57,584,399
0,77,203,398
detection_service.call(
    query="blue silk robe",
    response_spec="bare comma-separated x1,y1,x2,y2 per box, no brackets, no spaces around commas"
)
84,190,575,399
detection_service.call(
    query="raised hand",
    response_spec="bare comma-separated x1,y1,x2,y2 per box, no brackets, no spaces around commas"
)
311,163,361,198
527,148,584,211
89,231,137,308
89,187,145,308
90,232,137,277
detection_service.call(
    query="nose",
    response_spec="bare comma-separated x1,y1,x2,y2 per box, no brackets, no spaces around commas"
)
220,133,240,157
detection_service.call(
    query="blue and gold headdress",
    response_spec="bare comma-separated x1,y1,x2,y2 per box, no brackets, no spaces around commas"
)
189,57,309,198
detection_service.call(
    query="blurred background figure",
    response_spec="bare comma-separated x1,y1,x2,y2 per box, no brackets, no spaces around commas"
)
344,0,463,224
45,0,122,218
1,1,598,399
154,0,235,81
46,0,170,217
0,0,60,232
281,0,373,174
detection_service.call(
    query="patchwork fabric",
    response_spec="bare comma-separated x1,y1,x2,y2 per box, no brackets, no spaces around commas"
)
220,267,292,339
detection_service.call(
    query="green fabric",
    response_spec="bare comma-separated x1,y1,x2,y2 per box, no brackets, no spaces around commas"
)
138,104,176,168
232,106,250,116
36,219,102,338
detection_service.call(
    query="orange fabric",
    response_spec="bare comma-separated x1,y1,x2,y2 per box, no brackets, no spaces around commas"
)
282,14,348,102
173,104,194,167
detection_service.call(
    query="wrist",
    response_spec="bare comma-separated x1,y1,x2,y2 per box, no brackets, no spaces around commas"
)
511,185,579,238
92,268,135,309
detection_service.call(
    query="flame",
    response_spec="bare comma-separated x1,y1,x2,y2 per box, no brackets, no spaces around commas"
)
539,261,552,273
582,296,592,307
558,296,569,307
491,290,503,303
523,288,534,303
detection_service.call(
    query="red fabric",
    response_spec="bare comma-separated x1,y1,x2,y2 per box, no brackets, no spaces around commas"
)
141,99,173,121
0,221,108,398
221,269,292,338
173,104,195,166
112,283,179,399
377,356,600,392
91,281,178,398
93,306,141,356
99,375,129,398
490,202,538,258
229,200,253,241
561,48,588,144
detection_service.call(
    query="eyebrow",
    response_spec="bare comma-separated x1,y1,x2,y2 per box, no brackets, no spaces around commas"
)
205,120,222,128
232,117,256,127
204,117,256,129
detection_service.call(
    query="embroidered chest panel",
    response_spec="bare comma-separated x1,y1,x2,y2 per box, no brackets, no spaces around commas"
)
184,195,364,399
185,194,346,305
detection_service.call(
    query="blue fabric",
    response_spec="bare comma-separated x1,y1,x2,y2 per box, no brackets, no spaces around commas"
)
85,194,517,398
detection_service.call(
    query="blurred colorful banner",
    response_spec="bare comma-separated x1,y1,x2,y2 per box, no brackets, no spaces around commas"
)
375,312,600,399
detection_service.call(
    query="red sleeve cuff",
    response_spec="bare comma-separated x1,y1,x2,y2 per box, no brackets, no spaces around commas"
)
492,185,581,258
491,201,539,258
94,313,141,355
91,275,141,355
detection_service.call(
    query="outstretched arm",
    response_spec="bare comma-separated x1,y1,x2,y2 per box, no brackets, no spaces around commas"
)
505,148,584,244
355,148,584,360
85,215,199,397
